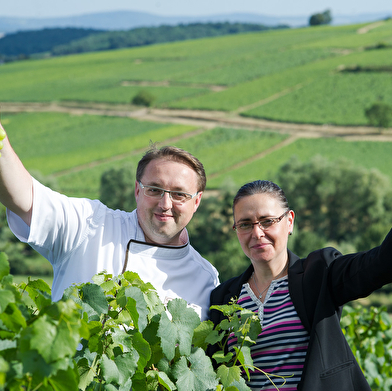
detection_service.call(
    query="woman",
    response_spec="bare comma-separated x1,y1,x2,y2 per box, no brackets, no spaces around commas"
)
208,180,392,391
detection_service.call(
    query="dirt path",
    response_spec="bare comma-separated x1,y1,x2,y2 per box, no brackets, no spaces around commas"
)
357,21,385,34
2,100,391,177
2,101,391,141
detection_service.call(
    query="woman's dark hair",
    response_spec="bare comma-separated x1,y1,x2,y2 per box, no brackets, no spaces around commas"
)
136,144,206,192
233,180,289,216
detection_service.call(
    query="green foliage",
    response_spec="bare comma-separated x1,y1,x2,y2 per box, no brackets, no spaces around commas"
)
173,128,288,178
1,21,392,126
0,255,273,391
0,253,85,390
341,305,392,390
132,90,156,107
5,112,195,177
243,70,392,126
1,254,392,390
309,10,332,26
276,155,392,256
365,102,392,129
99,164,137,212
52,22,287,56
0,28,104,59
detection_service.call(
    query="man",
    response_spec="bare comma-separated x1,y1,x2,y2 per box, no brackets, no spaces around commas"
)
0,122,219,320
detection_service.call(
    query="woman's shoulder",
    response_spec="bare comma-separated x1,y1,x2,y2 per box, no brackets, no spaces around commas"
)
211,266,253,303
305,247,343,265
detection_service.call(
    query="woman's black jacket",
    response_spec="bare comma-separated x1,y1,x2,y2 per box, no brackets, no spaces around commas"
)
208,229,392,391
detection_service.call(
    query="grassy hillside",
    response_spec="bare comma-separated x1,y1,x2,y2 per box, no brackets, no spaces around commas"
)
1,19,391,200
0,20,391,126
2,111,392,201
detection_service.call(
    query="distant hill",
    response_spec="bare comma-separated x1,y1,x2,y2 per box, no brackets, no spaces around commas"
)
1,10,391,34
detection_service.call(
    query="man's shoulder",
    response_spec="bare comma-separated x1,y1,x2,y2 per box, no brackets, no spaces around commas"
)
188,245,219,281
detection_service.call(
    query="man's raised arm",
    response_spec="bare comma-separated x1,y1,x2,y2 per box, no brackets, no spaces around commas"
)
0,122,33,226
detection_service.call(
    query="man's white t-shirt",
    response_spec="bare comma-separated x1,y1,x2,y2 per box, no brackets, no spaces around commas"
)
7,179,219,320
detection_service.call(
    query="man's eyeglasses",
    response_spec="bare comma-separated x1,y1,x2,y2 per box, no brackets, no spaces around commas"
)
138,181,199,204
233,210,290,234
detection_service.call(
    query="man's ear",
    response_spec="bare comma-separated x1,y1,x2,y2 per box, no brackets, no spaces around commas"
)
193,191,203,212
135,180,141,203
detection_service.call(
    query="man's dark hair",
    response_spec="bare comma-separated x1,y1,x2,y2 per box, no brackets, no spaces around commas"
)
136,144,206,192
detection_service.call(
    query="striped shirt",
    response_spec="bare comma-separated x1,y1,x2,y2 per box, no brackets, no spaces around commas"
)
227,276,309,391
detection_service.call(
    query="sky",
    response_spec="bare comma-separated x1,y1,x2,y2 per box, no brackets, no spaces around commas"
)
2,0,391,19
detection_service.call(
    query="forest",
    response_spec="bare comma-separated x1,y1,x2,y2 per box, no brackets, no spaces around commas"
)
0,22,288,61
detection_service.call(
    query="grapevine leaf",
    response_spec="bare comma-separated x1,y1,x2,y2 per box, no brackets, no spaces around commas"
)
101,353,120,384
173,349,218,391
158,299,201,360
118,378,133,391
26,278,52,295
0,253,9,280
88,333,104,355
212,351,233,364
77,356,96,391
20,350,52,380
145,370,159,390
46,366,80,391
86,320,103,337
233,346,253,381
41,301,84,361
117,285,149,332
146,369,177,391
0,289,15,312
216,365,241,387
111,328,134,352
205,329,225,345
0,339,16,351
81,283,109,316
157,371,177,391
114,351,139,384
192,320,215,349
22,315,57,363
130,330,151,371
21,302,82,363
375,340,384,358
0,302,26,332
210,303,243,317
24,279,52,310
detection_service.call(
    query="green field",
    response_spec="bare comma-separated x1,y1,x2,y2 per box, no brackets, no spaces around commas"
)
1,19,392,198
0,20,391,125
2,111,392,200
1,20,392,295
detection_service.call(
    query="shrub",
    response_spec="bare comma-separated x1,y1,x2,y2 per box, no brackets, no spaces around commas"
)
365,102,392,129
341,304,392,390
132,90,156,107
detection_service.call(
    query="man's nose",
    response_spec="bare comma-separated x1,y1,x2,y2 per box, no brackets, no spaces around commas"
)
158,191,172,209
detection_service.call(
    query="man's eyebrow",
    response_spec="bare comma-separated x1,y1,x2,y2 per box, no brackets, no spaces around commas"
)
144,182,187,192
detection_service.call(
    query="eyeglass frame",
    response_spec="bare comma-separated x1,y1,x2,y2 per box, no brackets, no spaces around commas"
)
233,210,290,233
138,181,199,204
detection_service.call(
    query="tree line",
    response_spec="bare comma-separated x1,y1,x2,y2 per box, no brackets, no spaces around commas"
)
4,155,392,288
0,22,289,62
